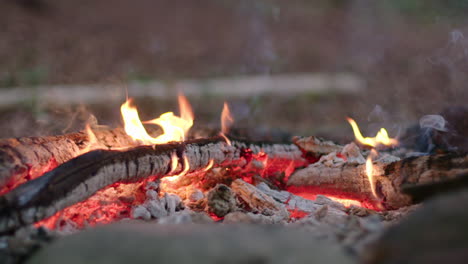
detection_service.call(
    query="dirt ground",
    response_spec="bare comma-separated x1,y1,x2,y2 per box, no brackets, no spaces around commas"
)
1,1,468,141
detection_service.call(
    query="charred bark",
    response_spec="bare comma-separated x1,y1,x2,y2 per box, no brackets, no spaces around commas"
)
287,152,468,209
0,136,304,233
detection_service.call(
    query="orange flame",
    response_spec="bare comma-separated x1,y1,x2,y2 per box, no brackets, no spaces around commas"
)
346,117,398,148
221,102,234,135
120,95,194,145
220,102,234,145
366,149,378,199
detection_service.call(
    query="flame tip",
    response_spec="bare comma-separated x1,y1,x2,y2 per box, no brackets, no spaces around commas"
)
121,93,194,145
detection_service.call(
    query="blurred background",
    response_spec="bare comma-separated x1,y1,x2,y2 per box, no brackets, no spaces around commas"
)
1,0,468,143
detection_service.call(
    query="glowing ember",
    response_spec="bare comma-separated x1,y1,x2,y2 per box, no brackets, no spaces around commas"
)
288,209,309,219
286,186,377,210
120,94,194,145
366,149,378,199
35,181,149,230
327,196,362,207
346,117,398,148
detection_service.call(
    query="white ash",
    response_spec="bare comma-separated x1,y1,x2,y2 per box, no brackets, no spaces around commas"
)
374,153,401,163
145,200,168,219
145,189,158,200
132,192,184,220
341,142,366,164
340,215,385,255
146,180,160,190
223,211,286,225
131,206,151,221
157,211,213,225
316,152,345,167
256,182,347,215
188,189,204,202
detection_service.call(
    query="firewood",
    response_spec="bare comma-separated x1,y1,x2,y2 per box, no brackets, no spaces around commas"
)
0,128,138,194
292,136,343,156
0,136,304,233
401,172,468,203
230,179,289,220
287,152,468,210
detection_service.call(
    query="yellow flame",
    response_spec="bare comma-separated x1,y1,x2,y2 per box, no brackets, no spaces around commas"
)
346,117,398,147
366,149,378,199
203,159,214,172
168,152,179,175
163,155,190,182
120,95,194,145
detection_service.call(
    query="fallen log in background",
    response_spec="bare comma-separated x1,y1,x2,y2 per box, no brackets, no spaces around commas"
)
287,152,468,209
0,136,305,233
0,128,141,194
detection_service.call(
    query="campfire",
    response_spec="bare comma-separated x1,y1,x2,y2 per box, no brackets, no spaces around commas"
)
0,94,467,263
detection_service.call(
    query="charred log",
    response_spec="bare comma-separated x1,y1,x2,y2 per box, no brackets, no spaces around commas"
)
0,136,304,233
0,128,138,194
287,152,468,210
401,172,468,203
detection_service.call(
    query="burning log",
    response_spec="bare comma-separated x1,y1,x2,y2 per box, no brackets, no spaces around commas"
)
287,152,468,210
0,136,305,234
0,127,139,194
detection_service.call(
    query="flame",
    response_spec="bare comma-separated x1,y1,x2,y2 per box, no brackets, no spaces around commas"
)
221,102,234,135
80,124,99,154
220,102,234,145
366,149,378,199
203,159,214,172
220,133,231,146
346,117,398,147
120,95,194,145
168,152,179,175
162,155,190,185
